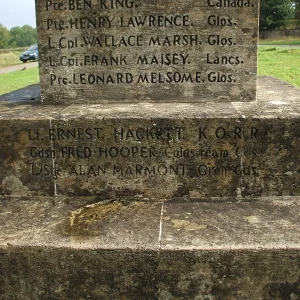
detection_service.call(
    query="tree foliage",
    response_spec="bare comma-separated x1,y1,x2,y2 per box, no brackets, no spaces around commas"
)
295,0,300,18
9,25,37,47
0,24,37,49
0,24,11,49
260,0,296,29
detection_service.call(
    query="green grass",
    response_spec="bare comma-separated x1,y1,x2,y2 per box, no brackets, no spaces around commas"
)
258,47,300,87
259,38,300,46
0,67,39,95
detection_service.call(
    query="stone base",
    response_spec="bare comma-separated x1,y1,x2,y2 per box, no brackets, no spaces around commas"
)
1,77,300,199
1,196,300,299
1,77,300,299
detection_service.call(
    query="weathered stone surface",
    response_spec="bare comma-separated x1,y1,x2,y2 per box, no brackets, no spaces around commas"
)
0,197,162,249
1,196,300,299
161,199,300,249
158,250,300,300
36,0,258,104
0,246,160,299
0,77,299,199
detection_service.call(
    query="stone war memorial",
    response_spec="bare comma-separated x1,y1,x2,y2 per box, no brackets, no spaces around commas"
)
1,0,300,298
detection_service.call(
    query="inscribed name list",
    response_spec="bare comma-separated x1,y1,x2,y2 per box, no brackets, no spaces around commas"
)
36,0,259,104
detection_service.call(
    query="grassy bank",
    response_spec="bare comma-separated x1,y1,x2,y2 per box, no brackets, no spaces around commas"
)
0,47,27,68
258,47,300,87
0,67,39,95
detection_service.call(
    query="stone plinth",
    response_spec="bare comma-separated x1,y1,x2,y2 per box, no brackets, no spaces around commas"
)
0,196,300,299
1,77,300,298
36,0,258,104
0,77,300,200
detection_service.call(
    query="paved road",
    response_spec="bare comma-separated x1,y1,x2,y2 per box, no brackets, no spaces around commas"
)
0,61,39,75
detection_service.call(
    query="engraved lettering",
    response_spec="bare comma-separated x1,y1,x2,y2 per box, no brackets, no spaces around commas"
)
207,0,251,8
198,164,228,177
120,15,191,27
100,0,135,9
137,53,189,66
236,147,258,157
30,147,56,158
207,54,242,65
82,35,143,47
61,147,92,158
68,17,114,29
31,162,61,179
114,127,185,141
208,72,234,83
208,35,234,46
72,73,134,84
84,55,128,66
234,164,258,175
98,146,155,158
165,147,229,158
208,15,235,27
48,128,102,140
137,72,202,84
68,0,92,10
148,35,200,47
28,129,40,140
199,127,208,139
46,1,64,11
113,164,186,176
70,165,106,176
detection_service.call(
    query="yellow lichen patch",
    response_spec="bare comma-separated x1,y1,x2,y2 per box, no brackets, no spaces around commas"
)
171,219,207,231
14,130,30,152
243,215,260,224
189,190,202,199
4,159,27,172
62,177,77,185
66,201,125,236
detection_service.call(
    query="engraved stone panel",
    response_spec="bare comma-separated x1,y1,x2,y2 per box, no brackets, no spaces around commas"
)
1,109,300,199
36,0,258,104
0,120,54,196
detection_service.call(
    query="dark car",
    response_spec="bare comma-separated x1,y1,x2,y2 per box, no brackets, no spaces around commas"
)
20,44,38,62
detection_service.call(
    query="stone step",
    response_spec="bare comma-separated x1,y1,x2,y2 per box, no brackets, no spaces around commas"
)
0,196,300,299
1,77,300,200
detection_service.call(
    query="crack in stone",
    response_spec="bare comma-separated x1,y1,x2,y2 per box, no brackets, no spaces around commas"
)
49,118,57,197
158,201,164,247
232,104,246,200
